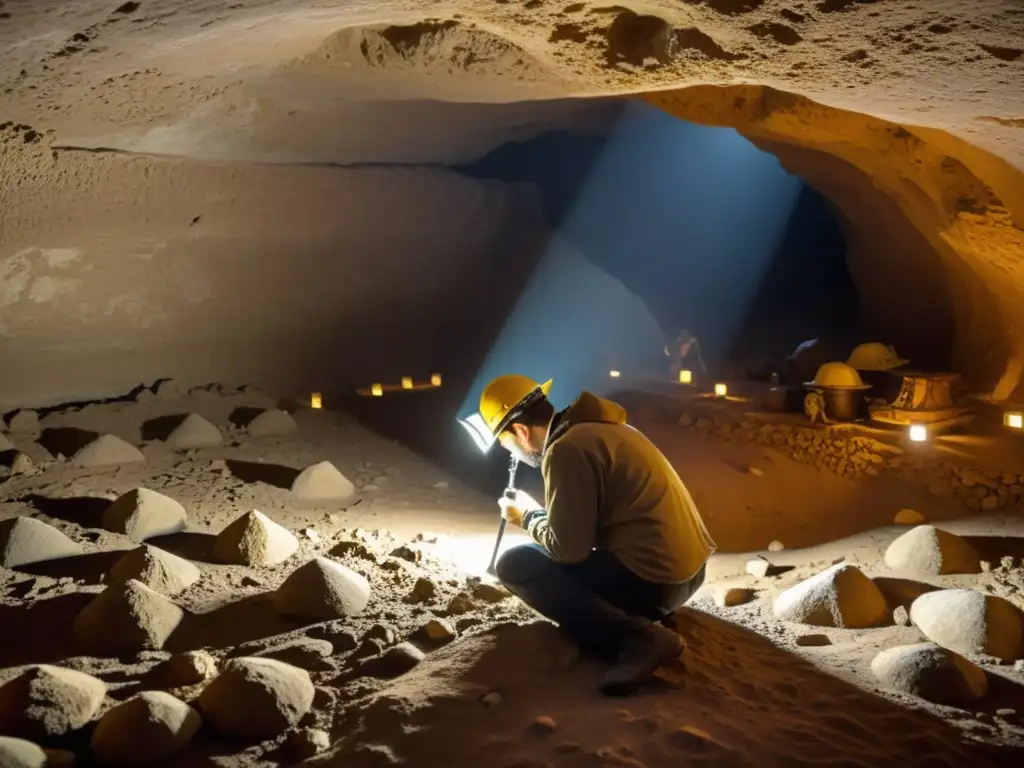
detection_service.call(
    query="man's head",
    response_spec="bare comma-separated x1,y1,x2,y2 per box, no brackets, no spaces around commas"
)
478,375,555,468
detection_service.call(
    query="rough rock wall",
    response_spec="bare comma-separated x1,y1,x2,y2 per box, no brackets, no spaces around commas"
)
647,86,1024,400
0,146,546,409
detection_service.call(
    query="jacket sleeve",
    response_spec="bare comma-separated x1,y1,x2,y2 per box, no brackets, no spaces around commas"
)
524,440,598,563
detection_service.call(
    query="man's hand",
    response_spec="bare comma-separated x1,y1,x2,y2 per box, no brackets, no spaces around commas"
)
497,490,541,529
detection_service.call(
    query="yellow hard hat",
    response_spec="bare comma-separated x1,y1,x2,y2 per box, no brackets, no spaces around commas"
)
479,375,553,436
847,342,908,371
805,361,871,390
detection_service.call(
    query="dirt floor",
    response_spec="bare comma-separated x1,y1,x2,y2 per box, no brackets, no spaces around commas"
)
2,383,1024,767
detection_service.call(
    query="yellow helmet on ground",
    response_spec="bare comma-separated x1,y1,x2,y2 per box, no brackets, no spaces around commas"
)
479,375,553,436
847,342,909,371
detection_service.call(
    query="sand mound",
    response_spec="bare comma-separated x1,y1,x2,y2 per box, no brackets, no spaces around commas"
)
72,434,145,467
0,737,48,768
871,642,988,706
273,556,370,620
0,517,82,568
152,379,181,400
910,589,1024,661
884,525,981,575
107,544,201,595
197,658,314,738
0,665,106,740
165,413,222,450
213,509,298,566
0,433,12,451
246,409,298,437
102,488,187,542
73,579,184,653
7,410,39,434
894,509,926,525
773,563,889,628
91,691,201,765
291,461,355,502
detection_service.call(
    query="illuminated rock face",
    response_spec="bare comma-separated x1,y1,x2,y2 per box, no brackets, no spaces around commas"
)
0,2,1021,404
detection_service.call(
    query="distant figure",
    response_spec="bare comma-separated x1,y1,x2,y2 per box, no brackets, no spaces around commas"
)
664,329,707,381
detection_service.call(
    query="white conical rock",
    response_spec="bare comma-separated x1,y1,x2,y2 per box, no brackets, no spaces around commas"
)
91,690,201,765
273,557,371,620
910,589,1024,661
102,488,187,542
246,409,298,438
0,517,82,568
72,434,145,467
108,545,201,595
165,414,222,450
197,658,314,738
884,525,981,575
213,510,299,567
291,461,355,502
73,579,184,653
773,563,889,629
0,665,106,740
871,642,988,705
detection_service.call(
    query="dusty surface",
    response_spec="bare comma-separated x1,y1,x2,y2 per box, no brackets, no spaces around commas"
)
1,0,1024,406
2,385,1024,766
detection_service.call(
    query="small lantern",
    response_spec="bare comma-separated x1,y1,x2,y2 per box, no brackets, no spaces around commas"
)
431,373,442,387
371,383,383,397
310,392,323,409
1005,412,1023,430
401,377,413,390
714,383,727,397
679,369,692,384
609,370,621,378
909,424,928,443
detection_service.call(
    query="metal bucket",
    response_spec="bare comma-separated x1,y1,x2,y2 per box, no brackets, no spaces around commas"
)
821,386,867,422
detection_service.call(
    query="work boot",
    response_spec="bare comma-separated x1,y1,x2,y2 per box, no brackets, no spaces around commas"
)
598,624,685,697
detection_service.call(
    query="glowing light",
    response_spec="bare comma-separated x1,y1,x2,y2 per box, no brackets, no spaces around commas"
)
310,392,322,409
714,383,728,397
371,383,383,397
458,413,495,454
431,373,443,387
1005,412,1023,430
909,424,928,443
679,369,692,384
401,377,413,390
609,370,621,378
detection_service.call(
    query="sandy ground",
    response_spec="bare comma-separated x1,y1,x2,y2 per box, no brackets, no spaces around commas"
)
2,384,1024,766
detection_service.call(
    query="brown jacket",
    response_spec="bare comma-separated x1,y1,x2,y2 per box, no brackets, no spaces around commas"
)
523,392,716,584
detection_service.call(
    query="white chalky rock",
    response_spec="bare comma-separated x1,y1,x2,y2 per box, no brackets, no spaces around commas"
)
213,510,299,567
910,589,1024,661
291,461,355,502
91,691,201,765
72,434,145,467
108,545,201,595
102,488,187,542
246,409,298,437
273,557,370,620
0,737,48,768
0,665,106,739
884,525,981,575
871,642,988,705
773,563,889,629
165,414,222,450
73,579,184,653
197,658,314,738
0,517,82,568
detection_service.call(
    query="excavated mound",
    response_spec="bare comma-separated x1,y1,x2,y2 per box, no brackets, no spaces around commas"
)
72,579,185,654
165,413,222,450
871,642,988,706
71,434,145,468
102,488,187,542
91,691,201,765
107,544,201,595
213,510,299,567
883,525,982,575
773,563,889,629
0,516,82,568
291,461,356,503
197,658,314,739
0,665,106,740
273,556,371,620
245,409,298,438
910,589,1024,662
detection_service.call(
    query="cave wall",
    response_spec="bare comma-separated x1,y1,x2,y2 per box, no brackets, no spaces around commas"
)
0,147,547,410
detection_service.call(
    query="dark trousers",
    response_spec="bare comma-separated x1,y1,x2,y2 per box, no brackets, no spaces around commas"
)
495,543,705,656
